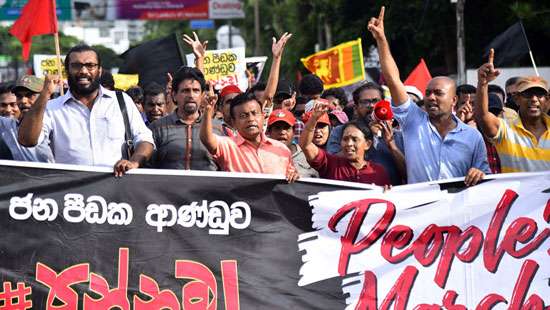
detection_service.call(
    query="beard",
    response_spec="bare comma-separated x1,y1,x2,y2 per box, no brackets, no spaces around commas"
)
68,73,101,96
182,102,198,114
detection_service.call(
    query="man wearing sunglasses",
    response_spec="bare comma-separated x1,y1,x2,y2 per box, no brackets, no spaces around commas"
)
475,54,549,172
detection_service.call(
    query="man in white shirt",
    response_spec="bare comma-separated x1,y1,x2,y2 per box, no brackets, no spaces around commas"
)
18,44,154,176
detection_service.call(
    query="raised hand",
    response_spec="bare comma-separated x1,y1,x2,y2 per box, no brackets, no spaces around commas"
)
312,99,329,120
202,81,217,112
456,101,474,123
183,32,208,59
42,74,61,95
478,48,500,85
367,6,386,41
272,32,292,59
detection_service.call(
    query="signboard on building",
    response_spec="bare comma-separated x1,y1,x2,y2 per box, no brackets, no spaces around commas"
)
208,0,244,19
0,0,71,20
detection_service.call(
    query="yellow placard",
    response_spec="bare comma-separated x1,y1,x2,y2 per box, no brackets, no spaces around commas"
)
113,74,139,91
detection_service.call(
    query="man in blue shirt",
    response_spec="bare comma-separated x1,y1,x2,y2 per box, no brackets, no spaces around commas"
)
367,7,489,185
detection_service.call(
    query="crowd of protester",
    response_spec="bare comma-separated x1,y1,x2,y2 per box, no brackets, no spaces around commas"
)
0,7,548,186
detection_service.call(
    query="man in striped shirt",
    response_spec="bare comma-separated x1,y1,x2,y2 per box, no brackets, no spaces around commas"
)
475,51,549,173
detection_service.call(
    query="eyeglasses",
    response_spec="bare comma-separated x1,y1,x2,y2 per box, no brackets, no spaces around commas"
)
69,62,99,71
519,88,547,99
357,98,380,106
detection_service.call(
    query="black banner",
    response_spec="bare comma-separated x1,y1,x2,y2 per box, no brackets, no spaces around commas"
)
0,162,370,309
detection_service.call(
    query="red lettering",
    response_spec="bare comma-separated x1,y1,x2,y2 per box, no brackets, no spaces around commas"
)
83,248,130,309
355,266,417,310
509,259,546,309
35,263,89,310
328,199,396,276
413,224,444,266
221,260,239,310
381,225,414,263
133,275,180,310
175,260,217,310
441,291,467,310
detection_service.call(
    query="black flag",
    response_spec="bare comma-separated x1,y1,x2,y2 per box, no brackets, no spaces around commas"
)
483,22,530,66
119,33,187,87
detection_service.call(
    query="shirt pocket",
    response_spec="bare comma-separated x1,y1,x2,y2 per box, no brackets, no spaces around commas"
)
96,117,125,142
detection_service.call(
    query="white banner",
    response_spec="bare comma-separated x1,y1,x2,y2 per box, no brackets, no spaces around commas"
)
208,0,245,19
298,172,550,309
186,47,247,91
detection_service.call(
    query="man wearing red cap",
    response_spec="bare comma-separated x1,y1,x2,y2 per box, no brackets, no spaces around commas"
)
219,84,242,137
267,109,318,178
475,54,550,172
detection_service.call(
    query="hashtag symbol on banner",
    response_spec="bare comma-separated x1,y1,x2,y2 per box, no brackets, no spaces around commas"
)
0,282,32,310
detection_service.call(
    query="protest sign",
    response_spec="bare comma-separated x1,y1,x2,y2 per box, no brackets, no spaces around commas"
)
186,47,247,91
33,54,66,79
113,73,139,90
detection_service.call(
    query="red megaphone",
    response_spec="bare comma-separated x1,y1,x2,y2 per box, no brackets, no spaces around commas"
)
372,100,394,121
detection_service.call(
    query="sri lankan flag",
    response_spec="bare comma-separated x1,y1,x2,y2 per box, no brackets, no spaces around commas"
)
300,39,365,89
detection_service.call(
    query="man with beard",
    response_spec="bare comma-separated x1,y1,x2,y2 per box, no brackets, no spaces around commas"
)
474,50,550,172
200,91,299,182
149,67,221,170
368,7,488,185
18,44,154,176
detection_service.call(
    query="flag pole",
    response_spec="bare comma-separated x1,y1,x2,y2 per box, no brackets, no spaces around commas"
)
51,0,64,95
53,32,64,95
519,20,539,76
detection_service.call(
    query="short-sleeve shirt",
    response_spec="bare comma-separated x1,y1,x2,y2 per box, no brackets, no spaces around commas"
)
392,98,490,183
39,87,154,167
309,148,390,186
149,111,220,171
492,114,550,172
213,132,294,175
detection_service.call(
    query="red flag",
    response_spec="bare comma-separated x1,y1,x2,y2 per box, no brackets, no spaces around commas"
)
9,0,58,61
404,58,432,96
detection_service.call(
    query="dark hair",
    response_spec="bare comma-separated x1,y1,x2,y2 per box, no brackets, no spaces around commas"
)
229,92,261,119
322,87,348,108
172,66,206,93
352,82,384,104
64,44,102,73
0,83,14,96
488,84,505,100
143,82,165,99
299,74,324,96
250,82,266,92
505,77,520,88
341,121,373,141
456,84,476,95
126,86,144,104
100,71,115,90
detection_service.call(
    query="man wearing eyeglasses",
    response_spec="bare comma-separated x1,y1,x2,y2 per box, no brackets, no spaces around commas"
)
368,6,489,185
18,44,154,176
475,56,550,172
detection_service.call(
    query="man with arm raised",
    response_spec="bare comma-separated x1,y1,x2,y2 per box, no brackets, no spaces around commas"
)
367,7,488,185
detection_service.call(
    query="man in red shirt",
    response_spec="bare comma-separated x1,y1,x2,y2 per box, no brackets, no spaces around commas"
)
299,100,390,185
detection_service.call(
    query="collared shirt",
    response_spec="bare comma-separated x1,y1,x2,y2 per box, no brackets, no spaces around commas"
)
326,120,404,185
309,148,390,186
149,111,220,171
492,114,550,172
213,132,294,174
392,98,490,184
39,86,154,167
0,116,53,162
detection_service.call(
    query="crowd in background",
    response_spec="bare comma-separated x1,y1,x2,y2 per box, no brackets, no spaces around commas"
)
0,7,548,187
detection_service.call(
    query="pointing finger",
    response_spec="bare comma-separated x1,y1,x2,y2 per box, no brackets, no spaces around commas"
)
488,48,494,65
379,6,385,22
